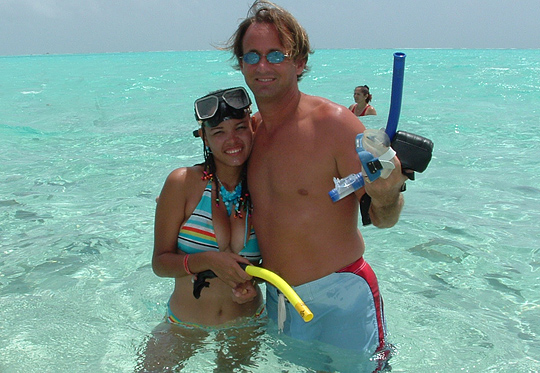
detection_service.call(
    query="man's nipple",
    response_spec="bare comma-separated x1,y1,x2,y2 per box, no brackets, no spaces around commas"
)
297,188,308,196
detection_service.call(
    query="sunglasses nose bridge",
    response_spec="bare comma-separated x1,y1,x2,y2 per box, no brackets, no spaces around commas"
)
256,56,270,67
253,55,276,71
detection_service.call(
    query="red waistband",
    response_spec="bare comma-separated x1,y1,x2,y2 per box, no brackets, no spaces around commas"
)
337,256,366,274
336,256,386,354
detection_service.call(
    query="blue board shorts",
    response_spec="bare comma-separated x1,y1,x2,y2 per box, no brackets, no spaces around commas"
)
266,257,387,354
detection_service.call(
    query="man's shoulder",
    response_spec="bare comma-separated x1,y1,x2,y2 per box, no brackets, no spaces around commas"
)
301,94,362,130
302,93,339,109
309,92,349,110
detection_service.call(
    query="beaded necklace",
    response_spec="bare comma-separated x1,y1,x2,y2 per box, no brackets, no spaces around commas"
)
202,170,249,218
214,175,243,217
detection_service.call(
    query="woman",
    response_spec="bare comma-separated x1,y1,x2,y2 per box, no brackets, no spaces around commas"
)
136,87,265,372
153,86,263,326
349,85,377,116
138,87,264,371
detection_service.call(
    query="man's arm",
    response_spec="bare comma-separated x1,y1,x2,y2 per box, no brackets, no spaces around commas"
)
368,191,404,228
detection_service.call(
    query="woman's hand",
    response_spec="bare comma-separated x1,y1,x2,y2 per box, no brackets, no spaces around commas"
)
204,251,252,288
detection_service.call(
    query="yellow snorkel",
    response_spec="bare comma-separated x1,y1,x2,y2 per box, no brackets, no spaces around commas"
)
192,264,313,322
243,264,313,322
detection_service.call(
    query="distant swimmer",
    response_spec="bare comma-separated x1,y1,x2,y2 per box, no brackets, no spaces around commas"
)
349,85,377,116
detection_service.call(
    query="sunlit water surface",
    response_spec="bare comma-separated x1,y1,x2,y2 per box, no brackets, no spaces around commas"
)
1,49,539,372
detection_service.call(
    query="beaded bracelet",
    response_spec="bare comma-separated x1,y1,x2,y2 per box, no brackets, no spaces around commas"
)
183,254,192,275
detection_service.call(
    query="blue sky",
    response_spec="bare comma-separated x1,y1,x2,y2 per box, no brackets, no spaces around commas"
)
1,0,539,56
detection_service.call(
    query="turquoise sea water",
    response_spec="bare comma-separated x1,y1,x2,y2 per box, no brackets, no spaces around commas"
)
1,49,539,372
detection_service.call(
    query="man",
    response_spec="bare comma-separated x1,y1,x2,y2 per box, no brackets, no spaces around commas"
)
225,1,408,356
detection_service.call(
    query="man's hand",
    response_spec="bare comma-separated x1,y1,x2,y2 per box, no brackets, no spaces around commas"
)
231,280,258,304
363,155,408,228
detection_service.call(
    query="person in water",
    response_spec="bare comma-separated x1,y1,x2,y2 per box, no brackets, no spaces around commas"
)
225,0,407,361
138,87,264,371
349,85,377,116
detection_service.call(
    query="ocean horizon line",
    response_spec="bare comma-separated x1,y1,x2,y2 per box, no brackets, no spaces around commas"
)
2,47,538,59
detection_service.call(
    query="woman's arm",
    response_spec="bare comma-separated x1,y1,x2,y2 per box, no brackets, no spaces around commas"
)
152,167,191,278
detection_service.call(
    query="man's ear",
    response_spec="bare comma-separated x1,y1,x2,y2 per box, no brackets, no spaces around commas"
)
295,58,306,76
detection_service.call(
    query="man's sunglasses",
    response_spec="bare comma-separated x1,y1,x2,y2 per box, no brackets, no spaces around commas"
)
241,51,289,65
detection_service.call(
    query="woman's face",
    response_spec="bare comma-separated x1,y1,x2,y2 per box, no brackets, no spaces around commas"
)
204,114,253,168
353,88,367,103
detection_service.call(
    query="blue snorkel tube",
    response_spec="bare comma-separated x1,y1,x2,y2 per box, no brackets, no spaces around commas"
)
328,52,407,203
385,52,406,141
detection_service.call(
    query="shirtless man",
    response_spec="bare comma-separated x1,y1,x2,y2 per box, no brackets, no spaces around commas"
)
226,1,408,355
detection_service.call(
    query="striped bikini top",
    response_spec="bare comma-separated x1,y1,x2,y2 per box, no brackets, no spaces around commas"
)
177,182,261,263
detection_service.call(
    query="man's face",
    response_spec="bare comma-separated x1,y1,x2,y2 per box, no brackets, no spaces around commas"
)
240,22,304,100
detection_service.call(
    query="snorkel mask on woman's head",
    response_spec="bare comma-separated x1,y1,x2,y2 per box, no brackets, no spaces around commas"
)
193,87,252,137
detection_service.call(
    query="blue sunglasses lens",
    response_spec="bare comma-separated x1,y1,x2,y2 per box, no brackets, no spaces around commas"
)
242,52,260,64
267,51,286,63
242,51,287,65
